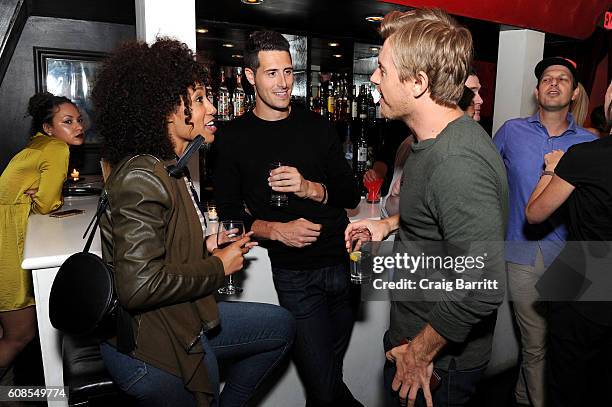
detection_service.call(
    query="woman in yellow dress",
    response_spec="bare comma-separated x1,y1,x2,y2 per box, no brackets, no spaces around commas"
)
0,92,84,384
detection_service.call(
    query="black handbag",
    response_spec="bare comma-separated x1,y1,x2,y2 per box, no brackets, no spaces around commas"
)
49,192,118,337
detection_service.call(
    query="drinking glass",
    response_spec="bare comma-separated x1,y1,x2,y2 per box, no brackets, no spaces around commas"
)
364,177,384,203
217,220,245,295
349,250,372,284
269,161,289,207
348,228,373,284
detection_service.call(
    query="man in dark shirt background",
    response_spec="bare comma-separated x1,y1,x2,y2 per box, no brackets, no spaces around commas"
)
214,31,362,406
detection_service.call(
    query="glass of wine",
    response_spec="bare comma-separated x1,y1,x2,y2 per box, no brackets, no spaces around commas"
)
217,220,245,295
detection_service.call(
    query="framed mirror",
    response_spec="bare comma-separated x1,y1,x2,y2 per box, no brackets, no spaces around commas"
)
34,47,107,175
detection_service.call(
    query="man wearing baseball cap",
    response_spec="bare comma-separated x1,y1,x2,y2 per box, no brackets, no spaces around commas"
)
493,57,596,407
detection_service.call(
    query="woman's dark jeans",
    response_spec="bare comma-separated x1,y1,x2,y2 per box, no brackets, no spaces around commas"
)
100,301,295,406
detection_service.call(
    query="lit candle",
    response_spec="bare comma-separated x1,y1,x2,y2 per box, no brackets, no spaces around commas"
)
70,168,80,182
208,207,218,221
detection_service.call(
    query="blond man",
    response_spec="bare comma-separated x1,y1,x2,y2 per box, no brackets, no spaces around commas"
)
345,9,508,407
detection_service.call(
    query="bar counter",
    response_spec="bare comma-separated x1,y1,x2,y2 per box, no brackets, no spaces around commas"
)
22,196,518,406
22,196,390,406
22,196,100,407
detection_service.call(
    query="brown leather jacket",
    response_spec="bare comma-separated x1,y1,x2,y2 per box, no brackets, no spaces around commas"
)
100,154,225,405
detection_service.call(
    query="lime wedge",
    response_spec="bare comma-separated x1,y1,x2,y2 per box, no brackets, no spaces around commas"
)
349,251,362,262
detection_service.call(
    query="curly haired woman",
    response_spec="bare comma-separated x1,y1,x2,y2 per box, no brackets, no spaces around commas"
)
0,92,84,385
92,39,295,407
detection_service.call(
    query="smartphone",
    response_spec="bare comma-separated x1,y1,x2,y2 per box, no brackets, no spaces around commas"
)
49,209,85,218
429,369,442,391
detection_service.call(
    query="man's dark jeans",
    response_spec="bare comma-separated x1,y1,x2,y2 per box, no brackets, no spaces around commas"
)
272,263,362,407
383,331,485,407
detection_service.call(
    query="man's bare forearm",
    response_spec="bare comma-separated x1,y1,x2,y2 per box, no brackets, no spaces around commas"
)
303,180,325,203
411,324,447,363
384,215,400,236
251,219,277,240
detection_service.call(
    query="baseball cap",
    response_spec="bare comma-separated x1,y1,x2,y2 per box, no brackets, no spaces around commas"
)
534,57,578,84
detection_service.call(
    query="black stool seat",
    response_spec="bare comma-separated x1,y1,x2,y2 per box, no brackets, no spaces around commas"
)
62,334,127,406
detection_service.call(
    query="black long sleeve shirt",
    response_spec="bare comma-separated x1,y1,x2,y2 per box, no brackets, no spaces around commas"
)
214,107,361,269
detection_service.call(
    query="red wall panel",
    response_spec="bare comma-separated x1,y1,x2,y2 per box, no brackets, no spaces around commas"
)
382,0,609,40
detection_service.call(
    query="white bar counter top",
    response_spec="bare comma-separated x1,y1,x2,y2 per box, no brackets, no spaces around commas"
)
22,196,101,270
22,195,517,406
22,195,101,407
21,196,390,406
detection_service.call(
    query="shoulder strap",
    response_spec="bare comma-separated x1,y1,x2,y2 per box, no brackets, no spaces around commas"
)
81,153,152,253
82,191,108,253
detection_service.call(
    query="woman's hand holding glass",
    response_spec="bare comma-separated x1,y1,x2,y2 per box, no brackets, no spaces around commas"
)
211,232,257,274
214,220,257,294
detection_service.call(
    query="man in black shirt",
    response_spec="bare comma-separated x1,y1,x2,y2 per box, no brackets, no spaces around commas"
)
214,31,361,406
526,113,612,406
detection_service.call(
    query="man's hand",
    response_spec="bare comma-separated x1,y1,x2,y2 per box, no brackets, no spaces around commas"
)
386,325,447,407
271,218,321,248
386,342,435,407
363,161,388,184
344,218,394,251
363,169,380,183
269,165,310,198
544,150,564,171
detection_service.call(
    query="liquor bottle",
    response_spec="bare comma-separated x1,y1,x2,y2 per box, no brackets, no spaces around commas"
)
245,93,255,113
327,78,335,122
350,85,358,121
233,68,246,118
336,77,348,122
357,84,368,120
367,86,376,122
354,116,369,185
206,84,215,106
311,86,322,115
343,120,353,169
217,68,230,121
342,77,349,121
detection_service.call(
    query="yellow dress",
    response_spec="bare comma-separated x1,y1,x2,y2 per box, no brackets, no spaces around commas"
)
0,133,69,311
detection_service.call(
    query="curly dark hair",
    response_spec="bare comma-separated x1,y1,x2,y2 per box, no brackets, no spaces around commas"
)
92,38,209,166
27,91,75,136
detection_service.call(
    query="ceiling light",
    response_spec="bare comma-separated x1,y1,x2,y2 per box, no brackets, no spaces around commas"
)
328,42,339,47
196,28,208,34
365,15,384,23
232,54,243,58
333,54,342,58
222,43,234,48
370,47,379,52
241,0,264,4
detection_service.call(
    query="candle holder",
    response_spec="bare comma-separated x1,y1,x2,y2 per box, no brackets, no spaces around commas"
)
69,169,80,183
206,201,218,222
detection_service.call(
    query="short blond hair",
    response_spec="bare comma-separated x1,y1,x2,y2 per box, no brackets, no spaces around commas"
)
381,8,473,107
